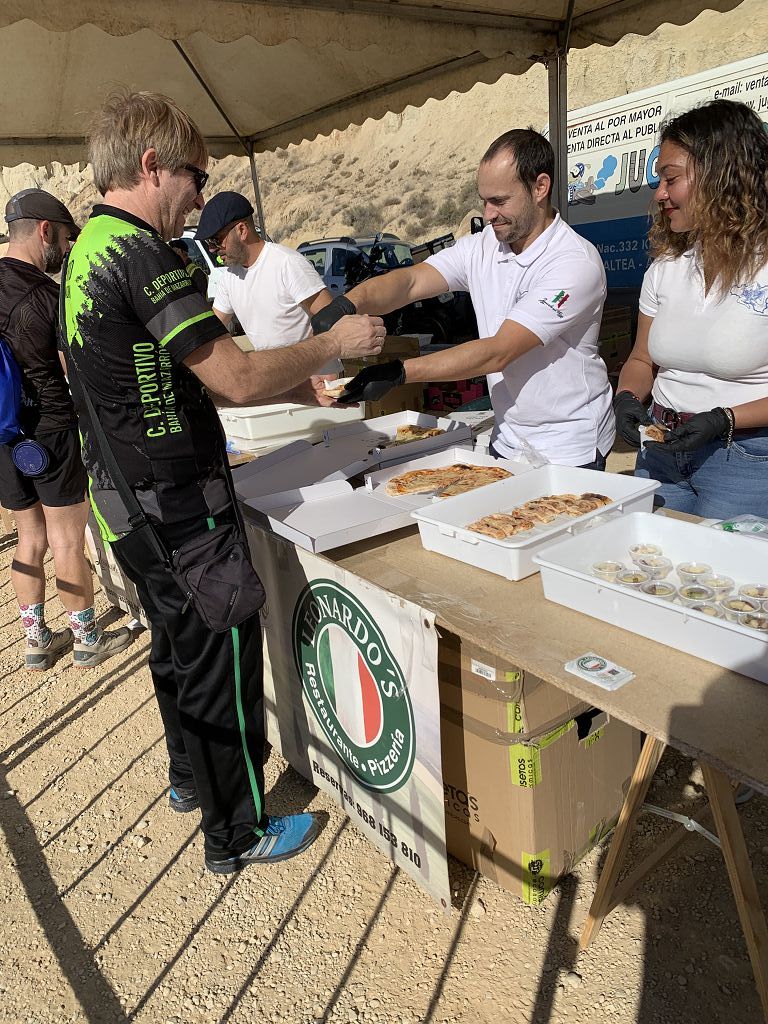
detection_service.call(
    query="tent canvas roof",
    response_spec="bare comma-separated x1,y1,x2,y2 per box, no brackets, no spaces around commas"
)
0,1,744,166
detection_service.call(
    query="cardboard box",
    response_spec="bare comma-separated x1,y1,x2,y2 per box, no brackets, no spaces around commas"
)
438,632,640,904
343,336,424,418
440,635,592,739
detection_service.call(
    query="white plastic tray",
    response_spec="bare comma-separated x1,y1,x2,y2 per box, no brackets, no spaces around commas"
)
232,439,375,502
411,465,660,581
364,446,532,511
219,399,365,444
533,512,768,684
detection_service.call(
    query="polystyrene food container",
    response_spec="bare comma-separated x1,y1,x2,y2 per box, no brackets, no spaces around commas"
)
410,465,660,581
533,512,768,685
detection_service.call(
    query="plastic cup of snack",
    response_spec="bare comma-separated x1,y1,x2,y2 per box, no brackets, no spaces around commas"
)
686,601,724,618
678,584,716,606
720,596,760,622
616,568,651,588
629,543,662,562
676,562,712,584
592,560,624,582
737,610,768,632
699,574,734,598
640,580,676,601
738,584,768,608
634,555,672,579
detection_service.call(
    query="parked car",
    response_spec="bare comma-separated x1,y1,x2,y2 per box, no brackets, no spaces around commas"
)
297,233,477,342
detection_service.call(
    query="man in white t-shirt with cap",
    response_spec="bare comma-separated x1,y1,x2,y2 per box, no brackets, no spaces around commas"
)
196,191,341,374
315,129,615,468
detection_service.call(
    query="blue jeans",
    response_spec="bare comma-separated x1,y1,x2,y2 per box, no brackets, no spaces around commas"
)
634,430,768,518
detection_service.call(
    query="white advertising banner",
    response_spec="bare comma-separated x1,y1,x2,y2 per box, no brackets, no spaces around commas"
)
247,522,450,909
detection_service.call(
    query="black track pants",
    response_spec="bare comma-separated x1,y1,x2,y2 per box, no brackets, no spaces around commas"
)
111,521,267,858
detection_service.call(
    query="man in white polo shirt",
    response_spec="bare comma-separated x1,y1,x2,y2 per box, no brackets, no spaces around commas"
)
196,191,341,374
316,129,615,467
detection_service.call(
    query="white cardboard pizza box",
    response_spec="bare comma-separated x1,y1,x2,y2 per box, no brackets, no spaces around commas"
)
363,446,534,511
321,409,472,465
534,512,768,685
231,440,375,502
243,480,414,553
411,465,660,581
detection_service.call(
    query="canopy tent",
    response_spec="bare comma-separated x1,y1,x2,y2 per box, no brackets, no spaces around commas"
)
0,1,744,231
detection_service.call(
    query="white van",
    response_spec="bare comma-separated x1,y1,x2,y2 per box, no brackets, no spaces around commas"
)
564,52,768,295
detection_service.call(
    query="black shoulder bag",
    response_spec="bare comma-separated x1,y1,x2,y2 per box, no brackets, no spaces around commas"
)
59,256,265,633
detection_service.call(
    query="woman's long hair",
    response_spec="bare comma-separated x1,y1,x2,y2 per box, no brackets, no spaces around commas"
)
648,99,768,296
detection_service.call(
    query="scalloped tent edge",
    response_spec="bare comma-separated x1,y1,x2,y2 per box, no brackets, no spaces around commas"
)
0,1,743,232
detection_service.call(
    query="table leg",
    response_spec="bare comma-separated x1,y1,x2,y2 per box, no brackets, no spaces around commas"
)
701,763,768,1022
580,734,666,950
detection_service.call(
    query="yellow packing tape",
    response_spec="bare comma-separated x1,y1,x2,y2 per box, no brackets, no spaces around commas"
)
508,719,574,787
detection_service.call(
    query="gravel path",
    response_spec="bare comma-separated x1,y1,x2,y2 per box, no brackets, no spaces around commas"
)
1,484,766,1023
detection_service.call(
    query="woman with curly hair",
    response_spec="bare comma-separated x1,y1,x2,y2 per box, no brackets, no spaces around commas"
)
614,99,768,517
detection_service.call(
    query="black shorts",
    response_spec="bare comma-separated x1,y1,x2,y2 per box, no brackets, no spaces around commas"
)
0,427,88,511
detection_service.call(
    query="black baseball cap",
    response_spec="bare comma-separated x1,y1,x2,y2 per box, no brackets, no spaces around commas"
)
5,188,79,237
194,191,254,240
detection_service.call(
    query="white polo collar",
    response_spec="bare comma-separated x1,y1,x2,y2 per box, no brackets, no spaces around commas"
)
496,212,561,266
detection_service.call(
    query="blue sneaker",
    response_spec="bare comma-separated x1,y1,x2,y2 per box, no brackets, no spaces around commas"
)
205,813,323,874
169,786,200,813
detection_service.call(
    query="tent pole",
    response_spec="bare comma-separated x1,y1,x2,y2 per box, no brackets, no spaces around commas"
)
547,0,574,223
247,142,268,239
173,39,267,234
547,53,569,223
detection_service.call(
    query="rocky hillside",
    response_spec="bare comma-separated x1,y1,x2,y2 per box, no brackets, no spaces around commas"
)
1,0,766,250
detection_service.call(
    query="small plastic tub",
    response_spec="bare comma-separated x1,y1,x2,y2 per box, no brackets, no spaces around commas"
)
616,568,651,588
678,584,716,607
634,555,672,579
738,584,768,608
676,562,712,584
592,560,624,582
737,610,768,632
685,601,724,618
699,574,734,598
721,596,760,622
629,543,662,562
641,580,676,601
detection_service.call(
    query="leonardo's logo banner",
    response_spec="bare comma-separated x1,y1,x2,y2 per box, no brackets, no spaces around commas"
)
293,580,415,794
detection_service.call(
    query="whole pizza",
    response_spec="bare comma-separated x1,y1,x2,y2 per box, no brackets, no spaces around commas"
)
385,463,512,497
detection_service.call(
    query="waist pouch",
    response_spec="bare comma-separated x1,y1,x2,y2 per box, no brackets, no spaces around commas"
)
169,522,266,633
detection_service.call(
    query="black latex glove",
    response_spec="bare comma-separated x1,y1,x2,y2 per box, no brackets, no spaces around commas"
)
310,295,357,335
336,360,406,404
644,407,730,454
613,390,652,447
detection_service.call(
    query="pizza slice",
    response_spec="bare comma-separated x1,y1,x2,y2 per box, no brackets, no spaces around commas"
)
436,465,512,496
394,425,445,443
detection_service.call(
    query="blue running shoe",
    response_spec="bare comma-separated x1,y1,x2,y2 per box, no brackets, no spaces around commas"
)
169,786,200,813
205,812,324,874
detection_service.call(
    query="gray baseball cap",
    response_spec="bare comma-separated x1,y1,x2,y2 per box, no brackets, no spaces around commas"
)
5,188,79,237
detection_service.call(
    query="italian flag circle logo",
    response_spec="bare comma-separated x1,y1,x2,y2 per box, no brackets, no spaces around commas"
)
292,580,415,793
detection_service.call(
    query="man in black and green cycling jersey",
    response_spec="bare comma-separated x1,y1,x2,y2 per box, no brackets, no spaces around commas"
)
60,89,385,874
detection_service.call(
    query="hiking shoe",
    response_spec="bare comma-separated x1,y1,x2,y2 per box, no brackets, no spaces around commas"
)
25,628,73,671
205,813,324,874
73,627,133,668
169,786,200,814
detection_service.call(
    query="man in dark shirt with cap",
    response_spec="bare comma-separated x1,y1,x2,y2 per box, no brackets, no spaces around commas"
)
0,188,132,670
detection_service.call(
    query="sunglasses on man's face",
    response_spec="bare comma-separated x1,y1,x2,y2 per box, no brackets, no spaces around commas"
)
184,163,210,195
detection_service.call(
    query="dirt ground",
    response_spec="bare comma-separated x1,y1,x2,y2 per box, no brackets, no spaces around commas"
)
1,451,767,1024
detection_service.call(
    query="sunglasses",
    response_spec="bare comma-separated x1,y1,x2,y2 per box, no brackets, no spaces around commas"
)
207,221,242,252
184,163,210,195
